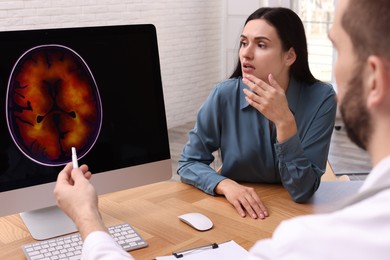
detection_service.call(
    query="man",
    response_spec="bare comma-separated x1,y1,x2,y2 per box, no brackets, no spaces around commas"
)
248,0,390,258
54,0,390,259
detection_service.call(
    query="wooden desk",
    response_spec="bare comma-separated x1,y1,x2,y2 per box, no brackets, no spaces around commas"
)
0,180,363,259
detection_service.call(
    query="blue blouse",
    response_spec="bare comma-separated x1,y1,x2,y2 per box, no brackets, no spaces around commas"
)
177,77,337,202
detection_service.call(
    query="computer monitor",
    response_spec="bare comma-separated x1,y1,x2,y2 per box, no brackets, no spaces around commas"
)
0,24,172,240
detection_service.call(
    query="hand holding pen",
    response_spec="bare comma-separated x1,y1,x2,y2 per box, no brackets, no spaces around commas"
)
54,149,104,240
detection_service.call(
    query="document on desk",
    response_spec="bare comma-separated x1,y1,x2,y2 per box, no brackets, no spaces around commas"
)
155,240,250,260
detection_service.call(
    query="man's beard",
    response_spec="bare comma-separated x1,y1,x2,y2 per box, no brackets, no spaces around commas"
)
339,63,371,151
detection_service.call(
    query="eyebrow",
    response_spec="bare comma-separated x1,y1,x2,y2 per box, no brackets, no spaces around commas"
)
240,35,271,41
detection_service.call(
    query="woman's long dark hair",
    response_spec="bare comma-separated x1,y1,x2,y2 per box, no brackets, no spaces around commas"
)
230,7,318,84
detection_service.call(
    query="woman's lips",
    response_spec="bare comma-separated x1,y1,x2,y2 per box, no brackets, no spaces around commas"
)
242,63,255,73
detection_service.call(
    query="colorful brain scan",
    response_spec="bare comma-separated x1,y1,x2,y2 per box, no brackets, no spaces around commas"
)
6,45,102,166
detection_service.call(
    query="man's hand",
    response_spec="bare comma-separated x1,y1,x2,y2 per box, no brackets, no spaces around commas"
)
54,163,106,240
215,179,269,219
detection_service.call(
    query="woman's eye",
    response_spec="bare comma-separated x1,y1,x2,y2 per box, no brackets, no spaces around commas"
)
240,41,247,47
258,43,266,49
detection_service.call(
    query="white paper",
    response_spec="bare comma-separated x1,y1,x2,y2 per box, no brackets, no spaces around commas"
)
156,240,249,260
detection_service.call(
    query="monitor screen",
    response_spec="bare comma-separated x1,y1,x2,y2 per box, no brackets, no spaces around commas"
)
0,24,172,239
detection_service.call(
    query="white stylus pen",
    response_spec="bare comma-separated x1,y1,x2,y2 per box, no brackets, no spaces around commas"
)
71,147,79,169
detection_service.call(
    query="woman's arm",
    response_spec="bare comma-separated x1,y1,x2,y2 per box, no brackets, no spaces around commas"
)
243,74,337,202
177,86,226,195
276,89,337,202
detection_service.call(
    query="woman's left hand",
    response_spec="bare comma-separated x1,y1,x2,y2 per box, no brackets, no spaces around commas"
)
242,73,297,143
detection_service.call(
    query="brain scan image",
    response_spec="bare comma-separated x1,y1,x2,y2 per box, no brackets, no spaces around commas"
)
6,44,102,166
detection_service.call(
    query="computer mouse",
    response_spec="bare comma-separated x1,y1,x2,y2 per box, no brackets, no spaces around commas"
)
178,212,213,231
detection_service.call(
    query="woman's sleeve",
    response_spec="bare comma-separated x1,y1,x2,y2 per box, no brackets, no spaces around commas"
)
177,86,226,195
276,88,337,202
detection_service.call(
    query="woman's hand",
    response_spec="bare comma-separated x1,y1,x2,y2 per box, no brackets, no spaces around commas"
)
242,73,297,143
215,179,269,219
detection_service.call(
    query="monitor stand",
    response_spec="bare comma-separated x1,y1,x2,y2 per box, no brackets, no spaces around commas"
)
20,205,77,240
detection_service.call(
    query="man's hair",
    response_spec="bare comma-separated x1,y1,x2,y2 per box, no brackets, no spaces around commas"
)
343,0,390,62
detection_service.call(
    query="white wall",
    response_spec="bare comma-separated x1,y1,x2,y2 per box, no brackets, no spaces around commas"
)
0,0,224,128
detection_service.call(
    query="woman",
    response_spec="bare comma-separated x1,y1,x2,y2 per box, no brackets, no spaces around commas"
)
178,7,337,219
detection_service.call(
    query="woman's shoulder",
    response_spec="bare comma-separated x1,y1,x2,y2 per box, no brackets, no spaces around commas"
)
211,77,242,96
200,78,243,111
293,80,336,101
214,77,241,89
305,80,336,95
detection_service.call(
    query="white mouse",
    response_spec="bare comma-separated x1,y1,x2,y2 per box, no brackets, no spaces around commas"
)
178,212,213,231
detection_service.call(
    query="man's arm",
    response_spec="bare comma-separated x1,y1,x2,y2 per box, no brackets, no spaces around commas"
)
54,163,133,259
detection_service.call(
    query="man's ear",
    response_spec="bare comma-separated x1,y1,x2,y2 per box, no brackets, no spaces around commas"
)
285,47,297,67
366,55,390,109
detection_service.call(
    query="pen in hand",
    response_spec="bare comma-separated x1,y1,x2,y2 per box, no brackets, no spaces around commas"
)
71,147,79,169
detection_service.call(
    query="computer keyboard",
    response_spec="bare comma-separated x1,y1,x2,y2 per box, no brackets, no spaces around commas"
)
22,223,148,260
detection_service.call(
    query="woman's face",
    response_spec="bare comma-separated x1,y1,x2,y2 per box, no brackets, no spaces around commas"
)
239,19,290,83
